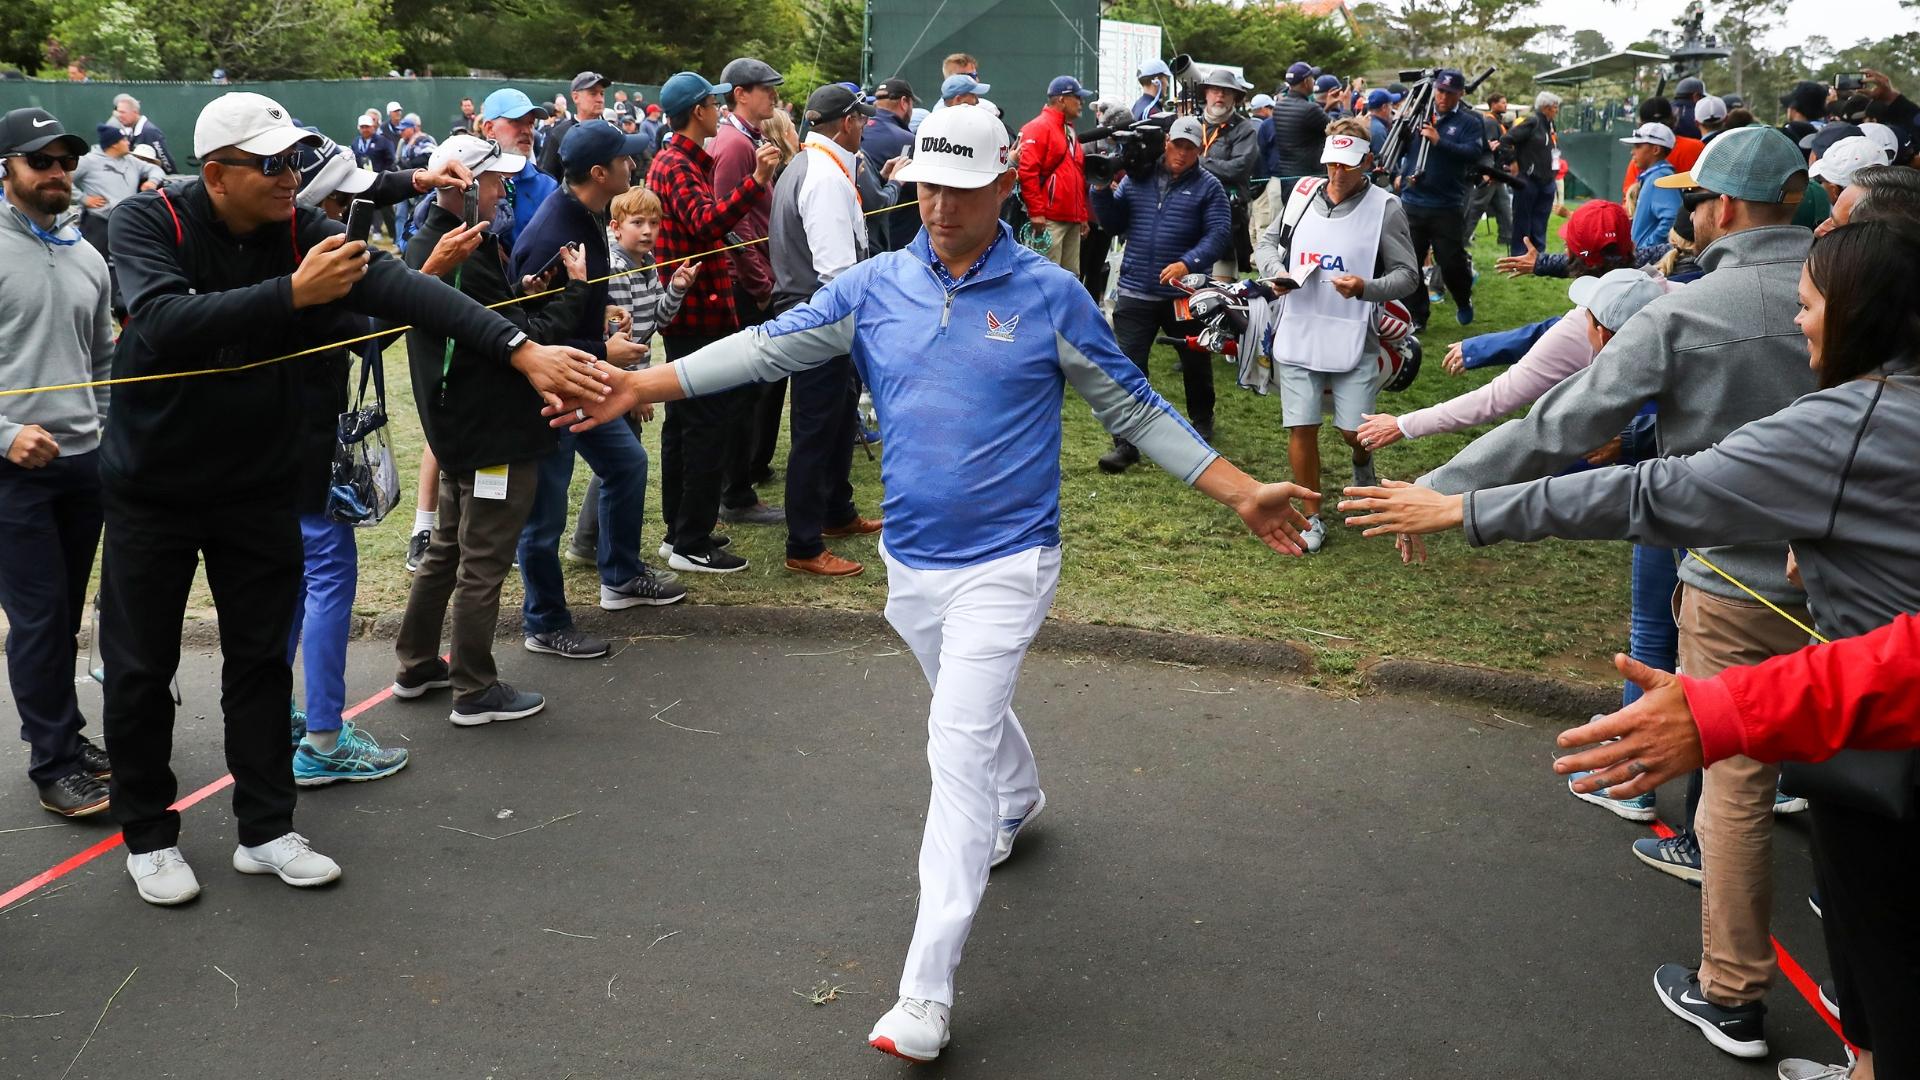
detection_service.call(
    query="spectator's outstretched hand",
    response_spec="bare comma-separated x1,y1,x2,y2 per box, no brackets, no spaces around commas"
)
509,341,610,409
1552,654,1700,798
1235,482,1318,557
545,363,650,432
1442,341,1468,374
1337,479,1461,537
1356,413,1403,450
1495,236,1538,277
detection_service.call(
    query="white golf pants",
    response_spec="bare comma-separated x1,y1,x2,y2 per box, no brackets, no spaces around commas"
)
882,542,1061,1005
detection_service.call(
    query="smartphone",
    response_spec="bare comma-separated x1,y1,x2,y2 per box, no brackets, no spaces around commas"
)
531,242,578,282
344,198,375,243
462,185,479,228
1834,72,1865,93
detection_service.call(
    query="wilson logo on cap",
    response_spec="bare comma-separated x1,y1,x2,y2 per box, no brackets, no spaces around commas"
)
920,135,975,159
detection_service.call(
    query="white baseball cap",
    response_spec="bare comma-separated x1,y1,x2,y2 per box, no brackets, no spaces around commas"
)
1248,93,1275,111
128,141,165,167
1858,123,1901,164
895,104,1010,189
296,142,377,206
1693,95,1728,123
428,133,528,176
1809,135,1889,188
1619,122,1676,150
1321,131,1369,166
193,91,323,158
386,101,403,113
1568,268,1666,332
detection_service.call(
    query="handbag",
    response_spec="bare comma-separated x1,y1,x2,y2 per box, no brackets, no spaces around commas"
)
1781,751,1917,822
325,344,401,527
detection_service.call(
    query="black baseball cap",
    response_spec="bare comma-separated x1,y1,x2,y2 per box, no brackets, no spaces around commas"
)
570,71,610,93
0,108,89,157
874,77,915,102
806,84,875,125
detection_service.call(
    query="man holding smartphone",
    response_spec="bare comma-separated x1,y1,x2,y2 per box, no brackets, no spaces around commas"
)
100,93,610,907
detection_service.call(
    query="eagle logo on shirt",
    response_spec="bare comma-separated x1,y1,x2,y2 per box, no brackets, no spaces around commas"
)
985,310,1019,342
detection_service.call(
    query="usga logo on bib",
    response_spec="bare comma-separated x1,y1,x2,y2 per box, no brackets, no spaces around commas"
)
1297,251,1348,271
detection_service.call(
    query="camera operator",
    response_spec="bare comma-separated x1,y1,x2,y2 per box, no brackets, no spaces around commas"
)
1197,68,1259,274
1091,116,1232,470
1396,68,1485,329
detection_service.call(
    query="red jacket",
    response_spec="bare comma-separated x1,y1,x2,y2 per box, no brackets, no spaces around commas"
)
1685,613,1920,766
1017,105,1088,224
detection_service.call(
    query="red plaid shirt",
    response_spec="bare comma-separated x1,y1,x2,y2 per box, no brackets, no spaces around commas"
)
645,132,766,336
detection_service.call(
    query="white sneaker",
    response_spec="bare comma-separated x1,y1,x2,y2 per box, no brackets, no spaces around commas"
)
1778,1059,1853,1080
1302,514,1327,554
990,790,1045,868
232,832,341,887
868,996,951,1062
127,846,201,906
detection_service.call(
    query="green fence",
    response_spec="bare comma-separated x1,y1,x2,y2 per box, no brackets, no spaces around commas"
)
0,77,661,163
865,0,1102,129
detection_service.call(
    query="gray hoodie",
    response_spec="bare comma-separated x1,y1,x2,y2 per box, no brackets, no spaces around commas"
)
1423,224,1816,603
0,204,115,457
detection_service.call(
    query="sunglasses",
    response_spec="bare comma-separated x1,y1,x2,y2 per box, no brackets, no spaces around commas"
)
8,151,81,172
206,150,302,176
1681,188,1720,212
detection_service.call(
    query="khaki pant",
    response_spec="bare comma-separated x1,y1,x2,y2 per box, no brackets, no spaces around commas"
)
1677,582,1812,1004
1249,177,1283,248
1039,220,1082,275
395,461,540,703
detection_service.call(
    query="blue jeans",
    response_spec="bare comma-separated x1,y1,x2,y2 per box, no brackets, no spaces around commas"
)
1624,544,1680,706
286,514,357,734
1509,177,1555,256
518,424,647,635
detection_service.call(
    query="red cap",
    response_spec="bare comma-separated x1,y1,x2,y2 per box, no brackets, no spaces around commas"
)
646,103,661,115
1559,200,1633,268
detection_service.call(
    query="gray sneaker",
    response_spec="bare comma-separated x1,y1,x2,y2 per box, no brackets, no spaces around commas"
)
1302,514,1327,554
720,502,786,526
1778,1059,1852,1079
450,682,547,727
601,567,688,609
1351,456,1378,491
524,628,609,659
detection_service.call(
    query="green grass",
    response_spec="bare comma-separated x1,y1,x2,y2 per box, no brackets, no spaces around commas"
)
173,214,1628,686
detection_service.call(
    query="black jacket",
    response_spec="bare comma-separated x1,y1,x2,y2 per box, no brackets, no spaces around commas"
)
406,203,585,472
1269,88,1332,179
537,117,578,180
1500,113,1556,182
104,180,523,504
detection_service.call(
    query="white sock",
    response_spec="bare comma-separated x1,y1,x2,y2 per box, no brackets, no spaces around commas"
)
306,728,341,752
413,509,437,534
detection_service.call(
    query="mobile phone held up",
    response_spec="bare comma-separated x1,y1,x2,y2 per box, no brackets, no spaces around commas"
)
462,185,479,228
344,198,375,243
533,241,581,283
1834,72,1865,93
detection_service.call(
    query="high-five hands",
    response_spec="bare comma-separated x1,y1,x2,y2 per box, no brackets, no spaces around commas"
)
1338,478,1459,564
546,363,647,432
1234,482,1320,557
509,341,611,412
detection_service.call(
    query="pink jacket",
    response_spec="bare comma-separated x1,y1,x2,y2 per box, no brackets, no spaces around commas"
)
1396,278,1680,440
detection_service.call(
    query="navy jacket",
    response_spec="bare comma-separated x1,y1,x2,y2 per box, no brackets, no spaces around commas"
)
509,187,611,362
1398,103,1486,210
1092,163,1231,300
862,110,917,251
352,132,396,174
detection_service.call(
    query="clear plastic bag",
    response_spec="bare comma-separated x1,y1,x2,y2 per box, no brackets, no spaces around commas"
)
325,349,401,527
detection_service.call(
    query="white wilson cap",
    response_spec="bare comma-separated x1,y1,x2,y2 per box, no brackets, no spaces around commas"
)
895,104,1011,189
1568,267,1667,332
194,92,322,158
1809,136,1890,188
1321,131,1369,166
1619,122,1676,149
428,133,528,176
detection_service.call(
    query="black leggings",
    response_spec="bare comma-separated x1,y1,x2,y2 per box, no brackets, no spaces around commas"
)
1810,800,1920,1070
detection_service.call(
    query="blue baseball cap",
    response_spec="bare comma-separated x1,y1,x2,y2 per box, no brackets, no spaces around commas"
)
1046,75,1094,100
560,119,650,168
1433,69,1467,93
659,71,730,117
1285,62,1319,85
481,88,549,122
1314,74,1342,93
942,73,989,101
1366,88,1403,110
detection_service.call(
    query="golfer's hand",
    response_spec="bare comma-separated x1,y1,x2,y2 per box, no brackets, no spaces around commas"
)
291,234,370,308
1356,413,1404,450
510,341,609,404
6,424,59,468
419,221,487,277
545,367,645,433
1159,261,1191,285
1552,654,1701,799
1337,478,1463,537
1236,482,1319,557
1331,273,1366,299
1442,341,1468,375
1496,237,1539,277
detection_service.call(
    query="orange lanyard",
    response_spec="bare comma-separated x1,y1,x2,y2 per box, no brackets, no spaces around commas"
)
804,142,862,209
1202,123,1221,155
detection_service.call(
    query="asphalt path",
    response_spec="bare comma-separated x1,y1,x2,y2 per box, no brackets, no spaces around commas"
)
0,633,1841,1078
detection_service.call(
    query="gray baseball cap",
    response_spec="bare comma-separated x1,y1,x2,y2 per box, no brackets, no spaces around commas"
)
1168,116,1205,146
720,57,784,88
570,71,610,92
1568,268,1666,332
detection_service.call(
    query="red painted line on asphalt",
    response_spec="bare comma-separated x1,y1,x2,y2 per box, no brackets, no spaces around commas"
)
0,678,407,911
1646,820,1849,1045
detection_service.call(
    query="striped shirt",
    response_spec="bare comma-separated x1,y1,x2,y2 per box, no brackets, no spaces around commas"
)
606,242,688,366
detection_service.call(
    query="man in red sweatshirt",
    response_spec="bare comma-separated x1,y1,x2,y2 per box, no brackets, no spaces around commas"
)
1016,76,1094,273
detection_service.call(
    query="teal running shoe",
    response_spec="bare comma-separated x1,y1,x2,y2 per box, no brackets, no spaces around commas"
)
293,724,409,787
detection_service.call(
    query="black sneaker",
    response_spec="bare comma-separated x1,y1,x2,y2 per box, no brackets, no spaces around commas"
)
405,528,431,573
1632,832,1703,885
392,659,453,700
524,628,610,658
1193,418,1215,444
601,568,688,610
657,535,729,561
38,770,110,817
1097,439,1139,474
1652,964,1767,1058
78,737,111,779
449,682,546,727
667,547,750,574
720,502,786,526
1818,982,1840,1020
